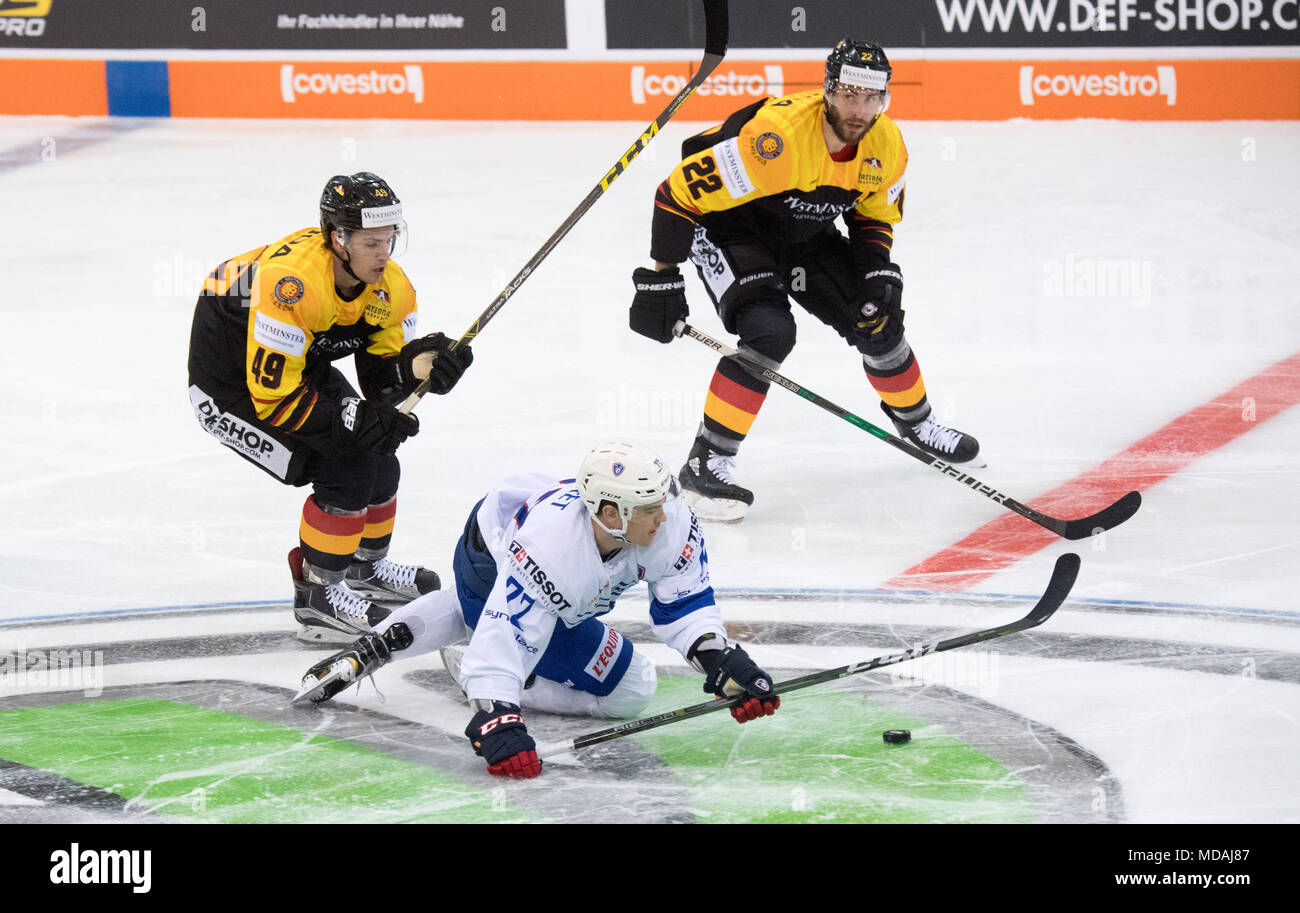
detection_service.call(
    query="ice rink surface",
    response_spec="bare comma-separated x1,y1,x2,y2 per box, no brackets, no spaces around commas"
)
1,114,1297,824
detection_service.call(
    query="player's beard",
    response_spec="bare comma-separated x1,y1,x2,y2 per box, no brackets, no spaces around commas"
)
824,103,874,146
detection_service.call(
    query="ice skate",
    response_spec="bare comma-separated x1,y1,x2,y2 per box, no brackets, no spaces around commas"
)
289,547,392,644
882,403,983,467
439,645,465,693
345,555,440,604
440,645,532,698
677,439,753,523
292,622,414,704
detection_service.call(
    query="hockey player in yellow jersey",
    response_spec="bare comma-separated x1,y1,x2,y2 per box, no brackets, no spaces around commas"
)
187,173,473,642
630,40,980,523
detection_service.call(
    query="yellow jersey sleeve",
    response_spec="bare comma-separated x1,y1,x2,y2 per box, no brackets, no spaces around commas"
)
362,264,417,359
244,253,330,428
852,118,908,224
657,109,798,222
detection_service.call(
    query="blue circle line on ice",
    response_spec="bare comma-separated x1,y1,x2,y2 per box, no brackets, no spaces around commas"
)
4,589,1297,628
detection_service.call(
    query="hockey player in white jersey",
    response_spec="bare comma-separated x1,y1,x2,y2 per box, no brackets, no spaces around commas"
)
293,442,781,778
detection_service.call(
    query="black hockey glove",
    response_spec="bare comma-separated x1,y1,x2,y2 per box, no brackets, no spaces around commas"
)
630,266,688,344
396,333,474,396
690,634,781,724
465,700,542,778
850,262,905,353
333,396,419,455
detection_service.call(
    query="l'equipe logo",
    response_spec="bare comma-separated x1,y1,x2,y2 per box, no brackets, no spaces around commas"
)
631,65,784,105
279,65,425,104
1019,65,1177,105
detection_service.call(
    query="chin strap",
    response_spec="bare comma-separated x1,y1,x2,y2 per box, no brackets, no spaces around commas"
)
330,230,368,290
337,250,367,289
591,513,629,544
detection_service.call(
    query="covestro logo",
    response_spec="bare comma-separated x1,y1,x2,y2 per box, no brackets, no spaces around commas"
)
279,64,425,104
631,65,784,104
1020,64,1176,105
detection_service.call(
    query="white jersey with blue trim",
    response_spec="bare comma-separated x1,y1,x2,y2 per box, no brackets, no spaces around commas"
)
459,472,726,704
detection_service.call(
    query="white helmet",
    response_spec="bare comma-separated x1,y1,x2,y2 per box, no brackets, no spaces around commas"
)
578,442,673,538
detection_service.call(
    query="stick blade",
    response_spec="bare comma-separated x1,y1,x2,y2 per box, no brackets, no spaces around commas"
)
1061,490,1142,540
1028,552,1081,625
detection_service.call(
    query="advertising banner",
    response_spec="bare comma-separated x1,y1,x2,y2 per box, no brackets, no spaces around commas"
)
0,0,566,49
164,57,1300,120
606,0,1300,49
3,57,1296,119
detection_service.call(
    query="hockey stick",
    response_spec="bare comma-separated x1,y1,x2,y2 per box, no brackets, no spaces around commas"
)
396,0,731,415
535,552,1081,760
675,321,1141,540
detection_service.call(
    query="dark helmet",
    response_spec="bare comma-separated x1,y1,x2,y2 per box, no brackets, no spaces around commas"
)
824,39,892,93
319,172,404,246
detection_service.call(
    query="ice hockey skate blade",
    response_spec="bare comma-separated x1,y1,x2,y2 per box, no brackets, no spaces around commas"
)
439,646,466,688
678,490,748,524
296,624,362,646
341,582,416,608
291,669,348,705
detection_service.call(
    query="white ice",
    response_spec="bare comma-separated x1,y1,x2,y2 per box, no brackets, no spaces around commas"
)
1,114,1297,823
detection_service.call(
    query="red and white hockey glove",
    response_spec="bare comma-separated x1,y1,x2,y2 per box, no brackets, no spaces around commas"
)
465,700,542,778
690,635,781,724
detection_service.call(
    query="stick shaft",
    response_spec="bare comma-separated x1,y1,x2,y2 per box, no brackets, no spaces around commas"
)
535,553,1080,759
678,322,1140,540
396,1,730,414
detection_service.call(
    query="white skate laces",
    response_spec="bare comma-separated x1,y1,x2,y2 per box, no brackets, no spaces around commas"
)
910,415,963,455
370,557,417,589
326,583,374,621
706,452,741,485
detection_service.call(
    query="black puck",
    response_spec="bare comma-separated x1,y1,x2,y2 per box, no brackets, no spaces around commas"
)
883,729,911,745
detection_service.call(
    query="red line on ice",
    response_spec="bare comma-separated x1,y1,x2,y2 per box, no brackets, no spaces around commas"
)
884,350,1300,592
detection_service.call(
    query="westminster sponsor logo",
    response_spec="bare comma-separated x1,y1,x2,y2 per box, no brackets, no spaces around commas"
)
252,311,307,357
49,844,151,893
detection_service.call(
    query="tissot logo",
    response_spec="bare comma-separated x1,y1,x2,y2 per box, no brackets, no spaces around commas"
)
631,65,783,105
279,65,425,104
1019,65,1177,106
